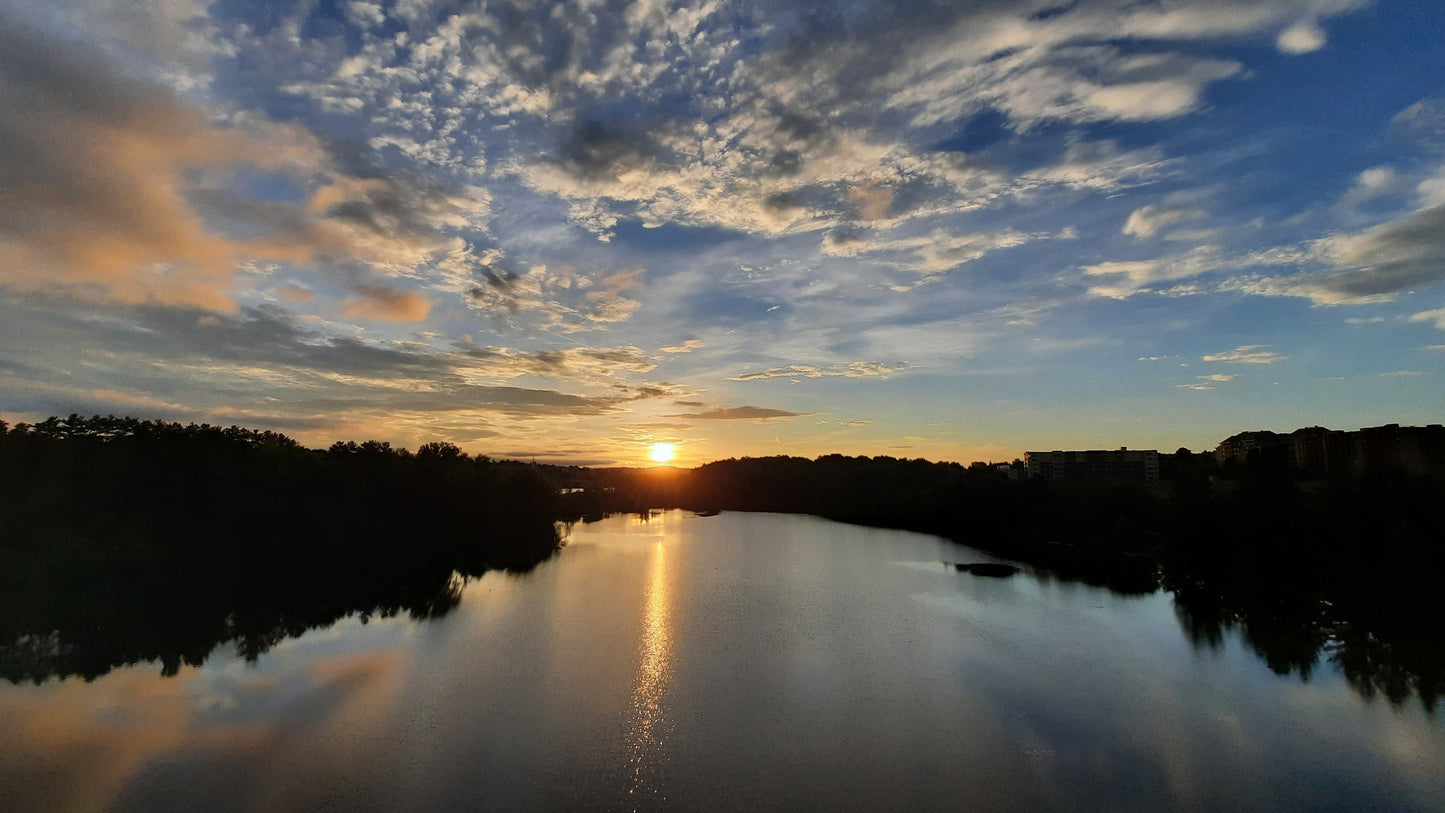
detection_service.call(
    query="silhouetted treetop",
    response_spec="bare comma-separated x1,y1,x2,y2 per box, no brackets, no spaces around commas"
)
0,414,563,684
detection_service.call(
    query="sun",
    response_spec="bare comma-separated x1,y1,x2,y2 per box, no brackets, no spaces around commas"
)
649,442,675,463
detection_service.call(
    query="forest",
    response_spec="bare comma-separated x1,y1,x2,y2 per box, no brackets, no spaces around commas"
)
0,415,561,683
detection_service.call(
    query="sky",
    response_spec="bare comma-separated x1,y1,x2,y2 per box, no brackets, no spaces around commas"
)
1,0,1443,467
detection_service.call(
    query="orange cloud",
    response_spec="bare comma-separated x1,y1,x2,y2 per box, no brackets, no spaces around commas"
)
0,22,331,310
343,287,433,321
0,19,486,315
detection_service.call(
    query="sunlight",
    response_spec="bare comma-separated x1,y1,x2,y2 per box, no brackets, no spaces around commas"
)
627,537,671,802
649,443,674,463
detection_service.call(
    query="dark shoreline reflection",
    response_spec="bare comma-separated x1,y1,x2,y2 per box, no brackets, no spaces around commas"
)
5,516,1440,714
0,522,562,684
1167,565,1443,713
0,416,564,684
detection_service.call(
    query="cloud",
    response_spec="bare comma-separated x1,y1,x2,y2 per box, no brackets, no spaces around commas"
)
665,406,808,421
1408,308,1445,330
0,12,530,323
0,17,305,310
660,339,705,353
464,264,644,333
1123,205,1206,239
822,227,1059,281
257,0,1319,243
343,287,433,322
1202,345,1287,364
1391,98,1445,155
456,344,659,383
1276,19,1328,53
0,297,675,443
1232,184,1445,306
1337,166,1400,210
274,284,316,304
1303,204,1445,301
1378,370,1425,378
1082,247,1223,298
1020,140,1173,192
1177,383,1216,390
1197,374,1239,382
728,362,913,381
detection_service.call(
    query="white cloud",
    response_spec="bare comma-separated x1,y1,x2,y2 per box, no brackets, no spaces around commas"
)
1082,246,1224,298
1391,98,1445,154
1416,165,1445,208
1123,204,1206,239
462,264,643,334
1202,345,1287,364
1276,19,1327,53
822,227,1058,282
1409,308,1445,330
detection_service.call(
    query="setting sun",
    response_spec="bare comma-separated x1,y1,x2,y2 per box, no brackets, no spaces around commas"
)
649,443,674,463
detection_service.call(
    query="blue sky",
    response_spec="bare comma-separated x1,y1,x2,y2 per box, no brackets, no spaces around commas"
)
1,0,1442,466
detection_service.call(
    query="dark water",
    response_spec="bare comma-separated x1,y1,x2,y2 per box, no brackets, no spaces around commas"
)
2,511,1441,811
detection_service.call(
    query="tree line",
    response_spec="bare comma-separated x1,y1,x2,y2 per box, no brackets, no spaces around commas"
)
0,415,561,683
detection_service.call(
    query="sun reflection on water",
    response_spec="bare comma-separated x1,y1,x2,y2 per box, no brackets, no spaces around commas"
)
626,531,672,806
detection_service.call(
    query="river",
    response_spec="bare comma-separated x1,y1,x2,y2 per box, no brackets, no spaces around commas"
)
1,510,1440,811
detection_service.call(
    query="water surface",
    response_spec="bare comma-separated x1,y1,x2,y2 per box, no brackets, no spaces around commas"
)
1,511,1440,811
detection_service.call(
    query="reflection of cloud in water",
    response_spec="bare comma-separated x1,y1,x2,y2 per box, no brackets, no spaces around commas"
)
626,536,672,805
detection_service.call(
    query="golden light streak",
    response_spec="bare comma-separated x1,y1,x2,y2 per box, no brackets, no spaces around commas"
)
626,534,672,804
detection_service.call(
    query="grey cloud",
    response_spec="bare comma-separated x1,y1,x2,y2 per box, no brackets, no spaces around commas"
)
1313,204,1445,299
560,118,671,182
0,382,338,432
457,344,658,381
385,384,632,416
0,296,665,426
665,406,809,421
